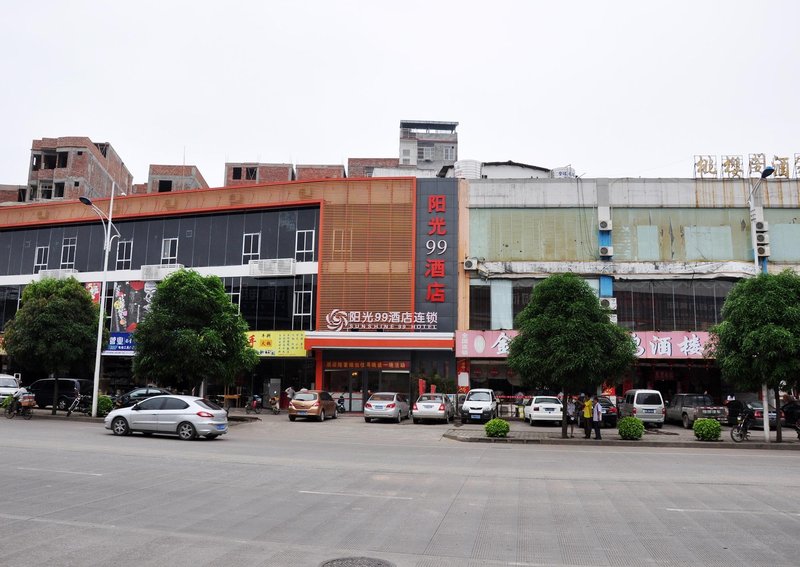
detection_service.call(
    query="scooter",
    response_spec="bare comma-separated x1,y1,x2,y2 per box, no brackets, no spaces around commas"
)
267,396,280,415
336,395,346,417
245,394,262,414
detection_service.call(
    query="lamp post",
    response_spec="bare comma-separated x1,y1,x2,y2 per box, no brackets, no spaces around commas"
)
80,184,121,418
747,166,775,442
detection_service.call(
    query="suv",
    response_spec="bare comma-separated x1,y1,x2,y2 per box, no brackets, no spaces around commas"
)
115,386,172,408
27,378,93,410
666,393,727,429
0,374,20,403
460,388,498,423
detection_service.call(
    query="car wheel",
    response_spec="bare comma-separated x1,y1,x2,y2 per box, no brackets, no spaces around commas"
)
529,416,534,427
177,421,196,440
364,417,371,423
413,418,419,424
289,415,296,422
682,414,691,429
318,410,325,422
57,399,68,411
111,417,130,436
205,434,219,440
396,412,402,424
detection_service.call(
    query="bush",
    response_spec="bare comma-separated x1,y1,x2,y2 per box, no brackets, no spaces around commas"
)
97,395,114,417
617,416,645,440
693,418,721,441
485,418,510,438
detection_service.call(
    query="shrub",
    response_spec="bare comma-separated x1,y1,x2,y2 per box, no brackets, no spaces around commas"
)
97,395,114,417
693,418,721,441
485,418,510,438
617,416,644,440
1,396,10,409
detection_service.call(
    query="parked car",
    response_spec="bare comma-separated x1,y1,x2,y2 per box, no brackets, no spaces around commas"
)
523,395,563,426
412,393,454,424
287,390,337,422
725,400,784,429
104,395,228,440
666,393,727,429
364,392,410,423
114,386,172,408
596,396,619,428
27,378,93,410
0,374,19,403
460,388,498,423
781,400,800,428
619,389,665,427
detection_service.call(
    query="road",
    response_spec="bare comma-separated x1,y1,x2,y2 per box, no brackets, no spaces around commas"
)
1,414,799,567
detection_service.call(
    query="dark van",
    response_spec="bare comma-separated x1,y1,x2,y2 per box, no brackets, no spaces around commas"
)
27,378,93,410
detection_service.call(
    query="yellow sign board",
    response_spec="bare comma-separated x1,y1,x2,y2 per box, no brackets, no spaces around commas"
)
246,331,306,357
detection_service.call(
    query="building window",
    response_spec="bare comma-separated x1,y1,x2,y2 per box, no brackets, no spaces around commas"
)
469,282,491,330
39,183,53,199
158,180,172,192
418,147,434,161
223,277,241,310
161,238,178,265
402,158,411,165
54,182,65,198
34,246,49,274
116,240,133,270
242,233,261,264
42,153,57,169
32,155,41,171
331,229,352,260
245,167,257,180
443,146,455,161
232,167,242,180
60,237,77,269
57,152,68,168
296,230,315,262
293,275,315,330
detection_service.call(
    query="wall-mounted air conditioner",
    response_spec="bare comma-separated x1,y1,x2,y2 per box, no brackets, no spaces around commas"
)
39,268,78,280
600,297,617,310
756,245,771,257
755,220,768,232
599,246,614,257
598,206,612,230
141,264,184,281
755,232,770,245
609,314,618,324
463,257,479,271
249,258,296,277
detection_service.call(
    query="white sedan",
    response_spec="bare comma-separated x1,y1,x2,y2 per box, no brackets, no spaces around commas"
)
524,396,564,426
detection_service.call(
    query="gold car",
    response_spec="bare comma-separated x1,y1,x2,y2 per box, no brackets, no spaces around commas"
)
287,390,337,422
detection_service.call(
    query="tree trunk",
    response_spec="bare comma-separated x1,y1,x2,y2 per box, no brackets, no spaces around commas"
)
775,386,782,443
561,390,569,439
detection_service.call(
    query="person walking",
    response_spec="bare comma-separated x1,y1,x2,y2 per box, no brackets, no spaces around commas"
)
566,396,576,438
582,395,593,439
592,395,603,440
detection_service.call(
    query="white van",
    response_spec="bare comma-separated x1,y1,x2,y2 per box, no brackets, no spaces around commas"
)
620,389,665,427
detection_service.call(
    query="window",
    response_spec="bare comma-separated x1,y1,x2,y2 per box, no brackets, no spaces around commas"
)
39,183,53,199
56,152,68,168
42,153,57,169
443,146,455,161
161,398,189,410
242,233,261,264
402,158,410,165
54,182,65,198
34,246,49,273
469,282,491,329
232,167,242,180
245,167,257,180
158,180,172,192
224,277,241,310
116,240,133,270
137,398,165,410
161,238,178,265
402,149,410,156
293,275,315,330
418,146,434,161
31,154,41,171
331,229,352,260
295,230,315,262
60,237,77,269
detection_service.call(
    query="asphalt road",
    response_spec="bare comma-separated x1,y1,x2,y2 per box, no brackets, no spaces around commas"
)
1,414,799,567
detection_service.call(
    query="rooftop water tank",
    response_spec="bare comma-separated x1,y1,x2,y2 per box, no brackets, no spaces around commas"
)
454,160,481,179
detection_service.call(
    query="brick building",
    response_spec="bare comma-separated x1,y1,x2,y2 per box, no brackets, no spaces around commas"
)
295,164,345,180
145,165,209,193
224,163,295,186
347,158,399,178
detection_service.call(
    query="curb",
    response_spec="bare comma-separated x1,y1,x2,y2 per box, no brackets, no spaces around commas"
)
442,431,800,450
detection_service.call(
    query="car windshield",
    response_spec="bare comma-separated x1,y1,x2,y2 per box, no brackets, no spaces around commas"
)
692,396,714,406
418,395,442,402
466,392,491,401
293,393,317,401
370,394,394,401
636,393,662,405
0,378,17,388
535,397,561,404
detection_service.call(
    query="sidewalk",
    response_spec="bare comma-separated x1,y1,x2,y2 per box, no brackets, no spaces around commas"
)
443,419,800,450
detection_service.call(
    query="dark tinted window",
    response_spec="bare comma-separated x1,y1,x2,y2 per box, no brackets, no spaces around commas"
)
137,397,165,410
161,398,189,410
636,393,662,405
469,284,491,329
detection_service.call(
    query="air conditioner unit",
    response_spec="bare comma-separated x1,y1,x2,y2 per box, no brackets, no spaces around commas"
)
755,220,768,232
756,245,771,257
609,313,618,324
39,268,78,280
598,206,612,230
248,258,296,277
599,297,617,310
755,232,770,245
599,246,614,257
463,257,479,271
141,264,183,281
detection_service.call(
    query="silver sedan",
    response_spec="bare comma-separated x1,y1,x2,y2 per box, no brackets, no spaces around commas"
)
364,392,410,423
104,395,228,440
412,393,455,424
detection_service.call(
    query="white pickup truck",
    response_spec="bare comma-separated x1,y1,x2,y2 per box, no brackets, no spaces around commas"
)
666,393,727,429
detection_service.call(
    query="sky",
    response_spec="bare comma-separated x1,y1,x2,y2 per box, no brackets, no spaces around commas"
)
1,0,799,188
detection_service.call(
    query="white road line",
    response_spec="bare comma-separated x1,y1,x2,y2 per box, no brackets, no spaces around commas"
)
666,507,800,516
298,490,412,500
17,467,102,477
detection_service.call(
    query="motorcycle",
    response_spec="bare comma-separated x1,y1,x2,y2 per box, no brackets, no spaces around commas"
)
267,395,280,415
730,408,755,442
66,393,92,417
336,394,346,417
245,394,262,414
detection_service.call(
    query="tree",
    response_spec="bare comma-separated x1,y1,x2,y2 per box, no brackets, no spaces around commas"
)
3,277,99,414
708,270,800,442
132,269,259,394
507,273,637,438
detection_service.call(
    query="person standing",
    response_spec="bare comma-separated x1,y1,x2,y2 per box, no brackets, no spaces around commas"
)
582,395,593,439
566,396,576,438
592,395,603,440
284,386,295,400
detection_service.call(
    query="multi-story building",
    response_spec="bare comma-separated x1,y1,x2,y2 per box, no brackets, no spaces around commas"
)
224,163,295,186
144,165,209,193
23,137,132,202
398,120,458,171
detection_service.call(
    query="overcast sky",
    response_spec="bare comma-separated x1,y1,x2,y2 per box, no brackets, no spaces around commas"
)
2,0,798,188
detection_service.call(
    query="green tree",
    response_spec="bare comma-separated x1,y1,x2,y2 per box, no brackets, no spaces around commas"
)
3,277,99,414
507,273,636,438
708,271,800,442
132,269,259,394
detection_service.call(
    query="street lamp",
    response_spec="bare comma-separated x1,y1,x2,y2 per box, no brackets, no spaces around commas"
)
80,184,121,418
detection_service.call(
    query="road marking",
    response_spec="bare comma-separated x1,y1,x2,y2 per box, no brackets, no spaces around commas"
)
666,507,800,516
17,467,102,477
298,490,411,500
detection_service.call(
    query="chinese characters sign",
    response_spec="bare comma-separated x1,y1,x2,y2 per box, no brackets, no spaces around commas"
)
325,308,438,331
246,331,306,357
456,330,710,359
694,153,798,179
323,360,410,370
